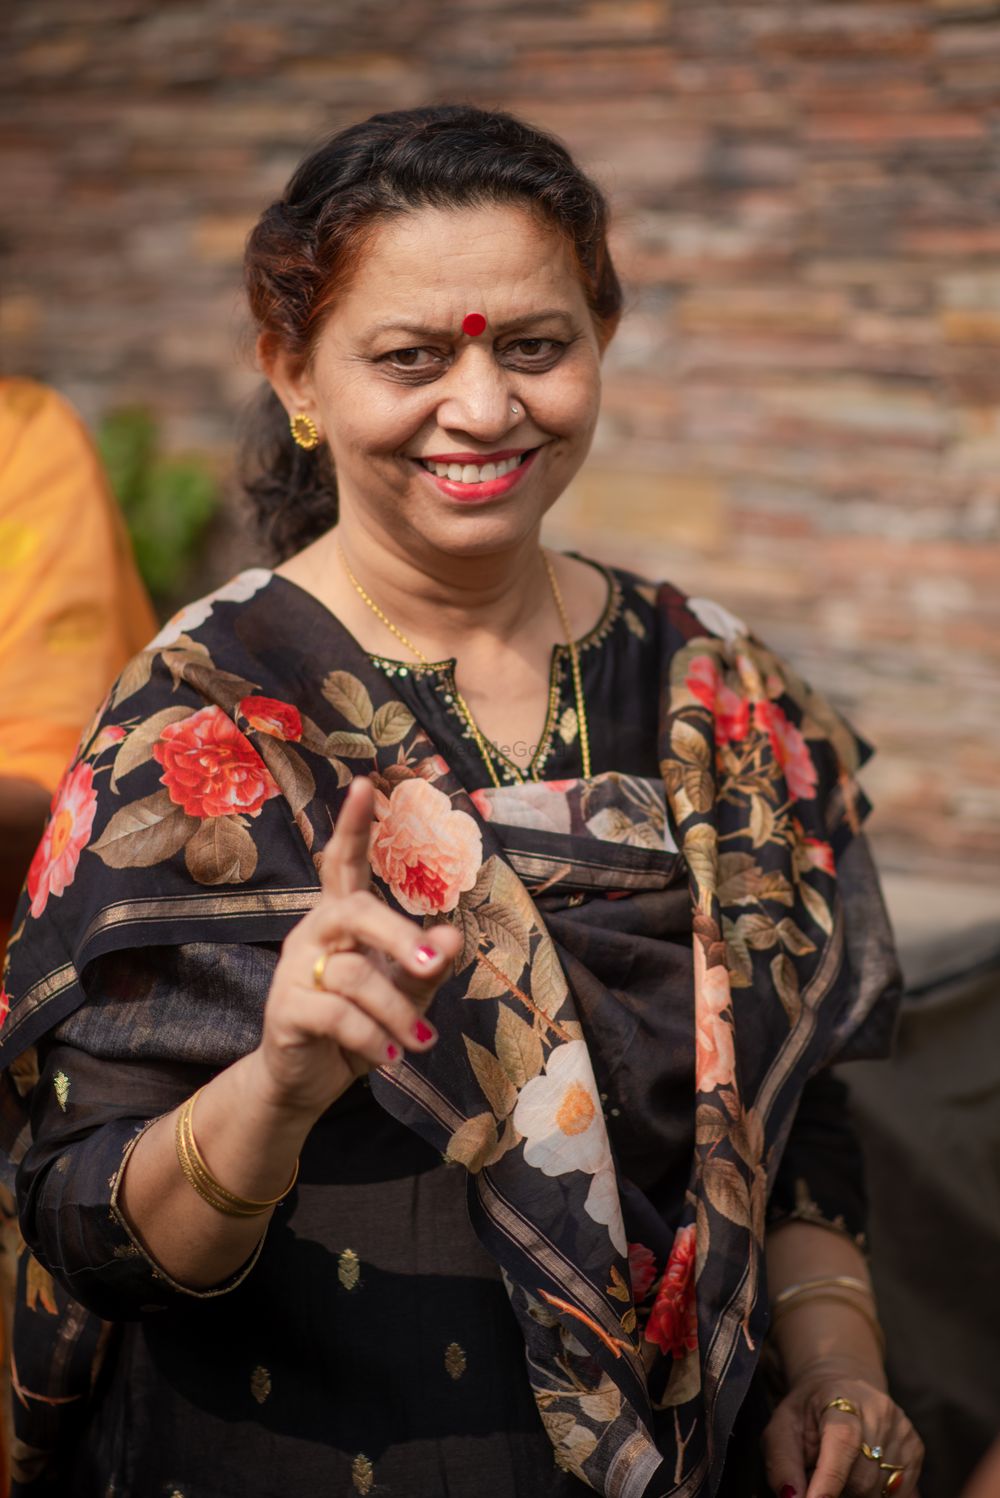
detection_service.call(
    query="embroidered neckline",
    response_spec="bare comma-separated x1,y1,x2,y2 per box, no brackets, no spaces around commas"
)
368,563,625,783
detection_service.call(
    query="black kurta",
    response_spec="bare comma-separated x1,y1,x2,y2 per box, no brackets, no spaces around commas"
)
13,560,867,1497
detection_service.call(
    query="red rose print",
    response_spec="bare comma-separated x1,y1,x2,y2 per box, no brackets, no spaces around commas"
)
238,696,303,743
793,819,836,878
645,1223,698,1358
153,705,280,819
628,1242,658,1302
754,700,818,800
369,776,482,915
26,761,98,919
89,723,126,757
685,656,750,746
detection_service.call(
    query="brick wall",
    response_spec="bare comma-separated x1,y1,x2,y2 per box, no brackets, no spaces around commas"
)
2,0,999,881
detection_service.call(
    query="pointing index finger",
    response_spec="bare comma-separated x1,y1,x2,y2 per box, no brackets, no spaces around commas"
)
321,775,376,900
805,1413,859,1498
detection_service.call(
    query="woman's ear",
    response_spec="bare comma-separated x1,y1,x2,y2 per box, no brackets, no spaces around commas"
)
256,333,320,426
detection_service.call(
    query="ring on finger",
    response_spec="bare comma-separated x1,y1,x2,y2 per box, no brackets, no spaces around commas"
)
861,1442,885,1462
823,1397,862,1419
880,1466,905,1496
311,939,356,991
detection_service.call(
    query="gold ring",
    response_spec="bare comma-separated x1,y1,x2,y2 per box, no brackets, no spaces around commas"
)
311,952,328,990
861,1442,885,1462
881,1470,905,1496
823,1397,862,1419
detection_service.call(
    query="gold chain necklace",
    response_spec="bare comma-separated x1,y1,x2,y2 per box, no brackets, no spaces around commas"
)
336,540,591,789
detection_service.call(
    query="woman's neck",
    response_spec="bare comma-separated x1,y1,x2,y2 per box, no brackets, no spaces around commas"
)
281,518,573,663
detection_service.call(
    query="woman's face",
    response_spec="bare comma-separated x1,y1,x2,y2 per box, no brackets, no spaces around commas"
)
272,202,605,558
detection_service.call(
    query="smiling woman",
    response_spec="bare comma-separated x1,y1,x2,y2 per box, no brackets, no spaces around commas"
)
0,106,922,1498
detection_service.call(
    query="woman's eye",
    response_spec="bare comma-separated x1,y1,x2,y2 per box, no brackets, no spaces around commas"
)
386,347,438,370
503,338,564,366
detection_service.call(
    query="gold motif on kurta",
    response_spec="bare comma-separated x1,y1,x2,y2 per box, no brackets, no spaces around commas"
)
624,607,647,639
557,705,579,744
250,1365,272,1404
351,1453,374,1494
338,1248,360,1291
444,1341,467,1380
25,1256,57,1314
53,1071,70,1110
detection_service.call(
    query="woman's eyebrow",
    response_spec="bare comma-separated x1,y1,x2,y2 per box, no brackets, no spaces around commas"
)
364,309,577,340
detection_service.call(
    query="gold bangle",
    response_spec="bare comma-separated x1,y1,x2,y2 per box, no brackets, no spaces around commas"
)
174,1089,299,1218
773,1274,873,1309
771,1287,887,1358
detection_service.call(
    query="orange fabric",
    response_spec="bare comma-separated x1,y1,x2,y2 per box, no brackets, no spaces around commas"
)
0,382,155,1493
0,378,157,792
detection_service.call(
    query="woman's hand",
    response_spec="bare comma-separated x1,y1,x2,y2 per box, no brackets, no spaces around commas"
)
252,774,463,1121
762,1360,924,1498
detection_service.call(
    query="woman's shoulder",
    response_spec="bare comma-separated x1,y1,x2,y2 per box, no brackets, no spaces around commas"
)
571,551,754,650
144,568,276,652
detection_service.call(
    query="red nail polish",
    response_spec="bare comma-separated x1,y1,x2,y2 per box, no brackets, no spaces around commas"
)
385,1043,400,1062
414,944,439,966
413,1019,435,1045
779,1487,797,1498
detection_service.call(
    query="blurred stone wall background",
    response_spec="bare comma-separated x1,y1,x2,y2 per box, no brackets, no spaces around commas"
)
2,0,999,900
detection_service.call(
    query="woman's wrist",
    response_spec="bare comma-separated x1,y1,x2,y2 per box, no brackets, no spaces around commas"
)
771,1294,887,1389
784,1351,888,1391
217,1050,318,1167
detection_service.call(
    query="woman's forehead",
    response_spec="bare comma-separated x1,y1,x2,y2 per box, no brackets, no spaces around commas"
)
339,203,586,328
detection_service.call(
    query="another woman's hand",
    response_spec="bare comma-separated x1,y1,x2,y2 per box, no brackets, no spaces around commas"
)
762,1360,924,1498
254,775,462,1120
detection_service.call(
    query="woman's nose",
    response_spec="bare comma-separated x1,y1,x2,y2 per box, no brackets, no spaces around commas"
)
434,350,515,437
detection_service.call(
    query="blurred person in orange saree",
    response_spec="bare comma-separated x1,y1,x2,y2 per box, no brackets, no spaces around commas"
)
0,377,157,945
0,376,155,1496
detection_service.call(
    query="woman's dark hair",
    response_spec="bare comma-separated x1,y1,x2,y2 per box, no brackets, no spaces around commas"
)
241,104,622,561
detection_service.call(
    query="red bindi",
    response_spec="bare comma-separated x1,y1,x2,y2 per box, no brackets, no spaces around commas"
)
461,312,487,337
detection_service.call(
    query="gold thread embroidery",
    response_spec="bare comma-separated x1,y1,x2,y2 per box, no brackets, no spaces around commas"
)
338,1249,361,1292
80,887,319,952
352,1453,374,1494
557,705,579,744
444,1342,467,1380
25,1256,57,1314
5,964,76,1043
624,607,647,639
250,1365,271,1404
53,1072,70,1111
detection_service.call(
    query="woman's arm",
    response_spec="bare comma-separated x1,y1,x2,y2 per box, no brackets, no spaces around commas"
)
104,778,460,1290
117,1048,313,1289
762,1222,924,1498
16,1042,267,1320
766,1220,885,1388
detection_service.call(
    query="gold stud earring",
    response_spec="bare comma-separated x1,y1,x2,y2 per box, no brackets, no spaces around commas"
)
290,413,320,450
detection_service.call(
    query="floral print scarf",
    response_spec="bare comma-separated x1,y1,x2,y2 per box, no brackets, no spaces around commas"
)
0,568,901,1498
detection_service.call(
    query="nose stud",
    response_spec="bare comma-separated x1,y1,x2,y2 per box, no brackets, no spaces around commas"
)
510,402,520,417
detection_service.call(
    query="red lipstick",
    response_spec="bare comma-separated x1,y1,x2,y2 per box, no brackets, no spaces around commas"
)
414,448,539,504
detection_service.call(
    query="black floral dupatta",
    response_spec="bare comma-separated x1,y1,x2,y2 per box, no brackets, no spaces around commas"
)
0,568,901,1498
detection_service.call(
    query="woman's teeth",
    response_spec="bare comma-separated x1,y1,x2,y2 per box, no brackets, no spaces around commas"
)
421,454,524,483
